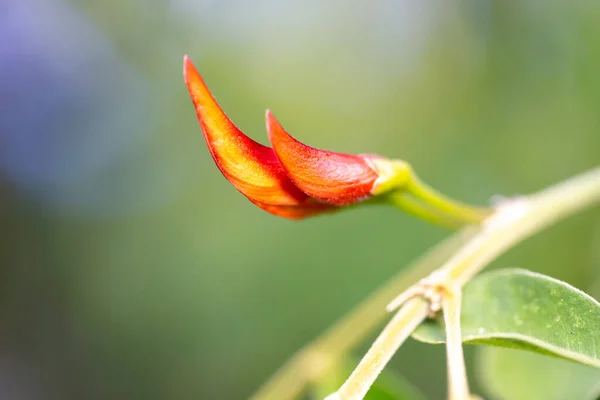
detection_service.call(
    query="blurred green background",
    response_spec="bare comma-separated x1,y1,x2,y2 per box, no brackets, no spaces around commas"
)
1,1,599,399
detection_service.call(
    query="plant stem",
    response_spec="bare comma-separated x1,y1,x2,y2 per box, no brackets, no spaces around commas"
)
442,167,600,285
407,174,491,225
442,288,470,400
324,298,430,400
251,167,600,400
386,192,463,230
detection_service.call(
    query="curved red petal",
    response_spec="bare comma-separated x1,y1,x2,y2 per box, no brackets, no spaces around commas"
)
266,110,379,206
183,56,307,206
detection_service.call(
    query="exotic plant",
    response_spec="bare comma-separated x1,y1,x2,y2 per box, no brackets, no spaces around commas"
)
184,55,600,400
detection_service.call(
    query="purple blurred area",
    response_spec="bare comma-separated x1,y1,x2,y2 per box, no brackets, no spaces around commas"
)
0,0,160,216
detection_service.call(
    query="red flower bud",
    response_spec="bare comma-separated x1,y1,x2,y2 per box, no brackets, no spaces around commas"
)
184,56,411,219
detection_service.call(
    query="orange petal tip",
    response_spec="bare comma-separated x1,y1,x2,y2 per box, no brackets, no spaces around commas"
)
183,58,308,207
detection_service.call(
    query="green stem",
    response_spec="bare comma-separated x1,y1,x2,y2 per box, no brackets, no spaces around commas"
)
442,167,600,285
407,174,491,225
325,298,430,400
443,288,470,400
386,192,463,230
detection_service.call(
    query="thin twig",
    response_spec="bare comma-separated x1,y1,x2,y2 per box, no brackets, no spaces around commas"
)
442,288,469,400
324,298,430,400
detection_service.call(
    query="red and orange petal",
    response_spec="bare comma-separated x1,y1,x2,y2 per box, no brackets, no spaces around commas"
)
266,110,379,206
251,199,336,220
183,56,308,206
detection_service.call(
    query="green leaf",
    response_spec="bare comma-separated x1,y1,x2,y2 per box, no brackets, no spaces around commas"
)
477,346,600,400
311,357,426,400
412,268,600,367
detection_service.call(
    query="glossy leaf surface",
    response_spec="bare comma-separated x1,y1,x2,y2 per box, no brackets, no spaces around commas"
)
413,269,600,367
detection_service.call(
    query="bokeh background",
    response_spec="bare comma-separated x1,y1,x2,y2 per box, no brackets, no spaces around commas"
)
1,0,600,399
